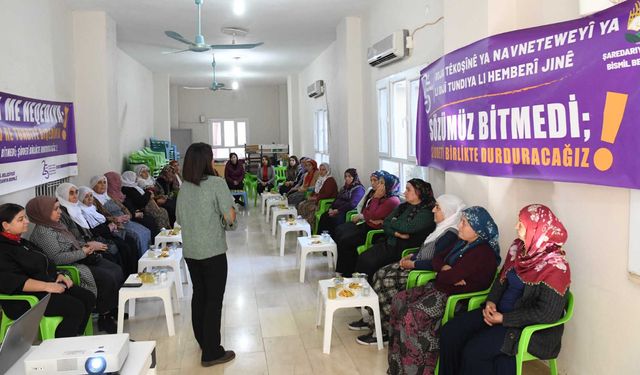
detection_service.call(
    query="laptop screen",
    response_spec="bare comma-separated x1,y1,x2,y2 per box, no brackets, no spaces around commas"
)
0,293,50,374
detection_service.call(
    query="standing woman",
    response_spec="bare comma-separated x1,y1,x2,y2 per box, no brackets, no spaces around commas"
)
256,156,275,195
439,204,571,375
176,142,236,367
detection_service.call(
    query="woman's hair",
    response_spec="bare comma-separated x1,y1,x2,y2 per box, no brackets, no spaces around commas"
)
0,203,24,230
229,152,238,162
261,156,271,166
288,155,299,169
182,142,216,185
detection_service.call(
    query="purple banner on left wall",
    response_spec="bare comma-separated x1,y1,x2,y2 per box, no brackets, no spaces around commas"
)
0,91,78,195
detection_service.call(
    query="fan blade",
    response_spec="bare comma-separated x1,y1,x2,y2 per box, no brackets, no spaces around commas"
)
165,30,196,46
183,87,210,90
162,48,192,54
209,42,264,50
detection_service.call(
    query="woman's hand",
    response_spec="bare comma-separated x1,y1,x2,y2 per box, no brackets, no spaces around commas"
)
483,307,503,326
135,211,144,219
351,214,364,223
399,259,415,270
56,274,73,288
88,241,108,252
328,209,338,216
368,219,384,226
45,282,67,294
82,244,94,255
108,222,118,232
394,232,410,240
440,264,452,272
156,197,167,205
453,279,467,286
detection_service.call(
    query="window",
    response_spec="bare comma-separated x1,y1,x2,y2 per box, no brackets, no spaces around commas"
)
211,119,247,160
314,109,329,164
377,67,429,191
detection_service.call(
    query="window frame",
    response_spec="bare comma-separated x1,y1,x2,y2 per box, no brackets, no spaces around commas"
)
211,118,249,160
314,109,330,164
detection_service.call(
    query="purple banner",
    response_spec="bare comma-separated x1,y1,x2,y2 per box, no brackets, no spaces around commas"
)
417,1,640,189
0,92,78,194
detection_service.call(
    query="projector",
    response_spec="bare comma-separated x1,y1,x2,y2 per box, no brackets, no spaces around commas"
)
24,334,129,374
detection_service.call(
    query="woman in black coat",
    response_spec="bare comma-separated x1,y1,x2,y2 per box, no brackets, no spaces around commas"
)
0,203,95,338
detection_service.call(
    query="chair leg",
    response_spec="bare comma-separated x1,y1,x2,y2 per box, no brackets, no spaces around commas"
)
548,359,558,375
516,356,523,375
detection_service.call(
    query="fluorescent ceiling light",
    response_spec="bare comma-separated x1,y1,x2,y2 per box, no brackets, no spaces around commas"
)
233,0,245,16
232,81,239,90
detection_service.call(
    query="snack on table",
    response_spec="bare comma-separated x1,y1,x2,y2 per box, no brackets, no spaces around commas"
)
348,282,362,289
138,272,155,284
338,289,354,298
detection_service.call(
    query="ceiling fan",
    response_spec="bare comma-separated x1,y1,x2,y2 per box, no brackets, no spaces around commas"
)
164,0,263,54
183,55,234,91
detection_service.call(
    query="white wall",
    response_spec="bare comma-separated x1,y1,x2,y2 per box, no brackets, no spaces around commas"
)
172,85,287,146
0,0,74,205
153,72,171,141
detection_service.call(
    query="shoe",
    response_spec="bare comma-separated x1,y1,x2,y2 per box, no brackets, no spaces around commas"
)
356,333,388,346
97,315,117,334
239,201,245,207
348,318,370,331
202,350,236,367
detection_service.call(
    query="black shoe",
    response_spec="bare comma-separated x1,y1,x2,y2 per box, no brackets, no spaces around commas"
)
238,201,245,207
98,315,117,334
202,350,236,367
356,333,388,346
348,318,370,331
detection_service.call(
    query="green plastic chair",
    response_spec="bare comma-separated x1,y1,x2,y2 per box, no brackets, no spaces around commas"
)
345,209,358,222
313,198,335,234
356,229,385,255
401,247,419,258
274,166,287,186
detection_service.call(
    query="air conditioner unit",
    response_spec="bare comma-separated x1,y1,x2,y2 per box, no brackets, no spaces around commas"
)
307,80,324,98
367,30,409,67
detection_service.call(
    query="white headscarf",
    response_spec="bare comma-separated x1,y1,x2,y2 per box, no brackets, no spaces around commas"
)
134,164,155,189
314,163,331,193
78,186,107,228
422,194,465,245
90,175,111,205
122,171,145,194
55,182,91,229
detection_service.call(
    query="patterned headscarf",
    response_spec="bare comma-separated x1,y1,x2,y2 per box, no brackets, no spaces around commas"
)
445,206,500,265
500,204,570,296
104,172,125,202
303,159,318,186
314,162,332,193
378,171,399,197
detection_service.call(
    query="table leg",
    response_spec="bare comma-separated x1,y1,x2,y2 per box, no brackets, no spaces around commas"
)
117,296,127,334
129,299,136,317
369,302,384,350
323,304,335,354
161,289,175,337
299,249,307,283
280,230,287,257
173,262,184,299
326,250,333,271
315,289,323,327
272,214,278,236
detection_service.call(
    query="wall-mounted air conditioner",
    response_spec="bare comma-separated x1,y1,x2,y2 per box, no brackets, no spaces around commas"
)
367,30,409,67
307,80,324,98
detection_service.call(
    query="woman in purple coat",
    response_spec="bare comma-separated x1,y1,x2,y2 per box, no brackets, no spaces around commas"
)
224,153,245,205
316,168,365,236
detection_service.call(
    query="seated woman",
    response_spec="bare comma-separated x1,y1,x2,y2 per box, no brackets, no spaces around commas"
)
316,168,365,236
155,165,179,199
0,203,96,338
334,171,401,277
278,156,302,195
135,165,176,226
297,162,338,228
224,152,245,205
387,206,500,375
439,204,571,375
287,159,318,206
351,194,464,342
121,170,171,230
169,160,183,188
355,178,437,281
256,156,275,195
56,183,138,276
27,196,124,333
102,172,159,239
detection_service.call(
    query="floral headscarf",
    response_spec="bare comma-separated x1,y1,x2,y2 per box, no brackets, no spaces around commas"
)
303,159,318,186
445,206,500,265
500,204,570,295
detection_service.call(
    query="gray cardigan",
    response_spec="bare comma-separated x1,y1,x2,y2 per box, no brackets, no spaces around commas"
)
29,225,97,296
487,277,569,359
257,165,275,185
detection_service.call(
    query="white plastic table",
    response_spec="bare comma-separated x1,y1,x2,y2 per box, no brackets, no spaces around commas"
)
271,206,298,235
137,248,190,299
316,278,383,354
117,273,180,337
154,230,182,248
265,197,288,222
260,192,282,214
296,236,337,283
278,219,311,256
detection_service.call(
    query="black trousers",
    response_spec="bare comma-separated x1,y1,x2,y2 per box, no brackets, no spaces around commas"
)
185,253,228,362
317,211,346,237
439,308,516,375
334,222,373,276
87,258,124,314
256,183,274,194
2,286,96,338
355,241,401,283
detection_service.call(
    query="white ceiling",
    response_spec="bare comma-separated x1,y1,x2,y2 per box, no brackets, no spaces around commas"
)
66,0,371,87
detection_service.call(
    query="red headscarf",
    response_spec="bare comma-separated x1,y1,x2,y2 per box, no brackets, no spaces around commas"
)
104,171,126,202
302,159,318,186
500,204,570,296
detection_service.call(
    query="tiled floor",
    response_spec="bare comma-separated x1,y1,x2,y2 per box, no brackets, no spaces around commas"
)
119,204,552,374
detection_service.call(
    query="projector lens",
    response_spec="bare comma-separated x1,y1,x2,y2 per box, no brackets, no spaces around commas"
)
85,356,107,374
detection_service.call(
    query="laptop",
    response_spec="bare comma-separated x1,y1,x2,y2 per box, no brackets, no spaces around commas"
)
0,293,50,374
